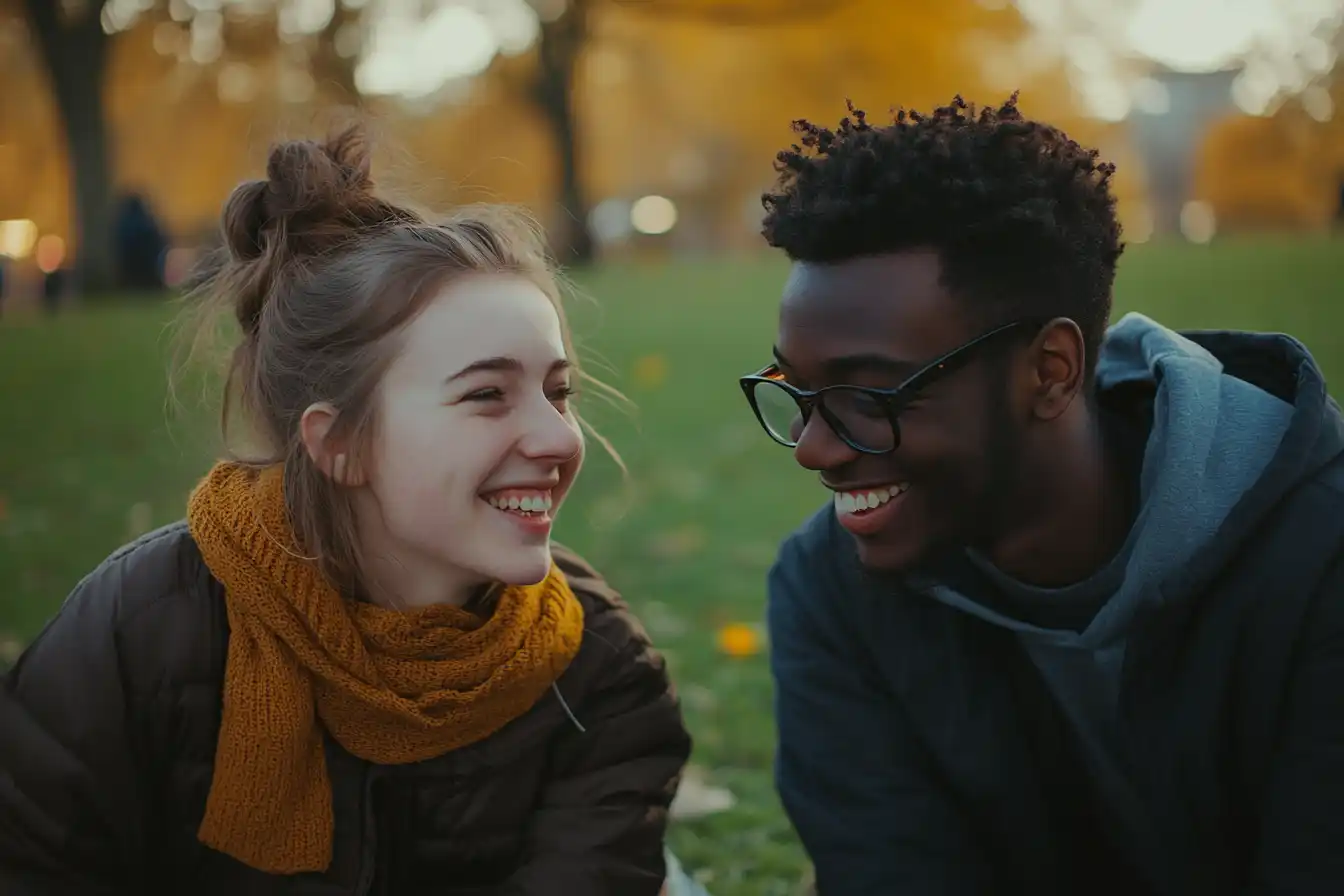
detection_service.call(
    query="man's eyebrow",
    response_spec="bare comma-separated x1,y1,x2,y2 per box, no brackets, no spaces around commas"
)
772,347,918,379
444,356,570,383
823,353,919,379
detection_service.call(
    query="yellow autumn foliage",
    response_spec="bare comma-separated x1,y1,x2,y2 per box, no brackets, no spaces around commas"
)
1,1,1339,248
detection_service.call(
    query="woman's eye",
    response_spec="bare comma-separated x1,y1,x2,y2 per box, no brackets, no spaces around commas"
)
462,385,576,406
549,385,578,403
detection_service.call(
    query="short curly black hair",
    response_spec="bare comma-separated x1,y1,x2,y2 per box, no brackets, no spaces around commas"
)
761,93,1124,378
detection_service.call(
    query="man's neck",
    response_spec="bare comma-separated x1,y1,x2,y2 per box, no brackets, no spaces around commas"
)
987,411,1135,588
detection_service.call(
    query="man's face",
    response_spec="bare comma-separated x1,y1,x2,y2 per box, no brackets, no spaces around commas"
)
771,249,1027,571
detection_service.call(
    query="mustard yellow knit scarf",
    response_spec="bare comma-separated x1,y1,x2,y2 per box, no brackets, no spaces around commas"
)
186,461,584,873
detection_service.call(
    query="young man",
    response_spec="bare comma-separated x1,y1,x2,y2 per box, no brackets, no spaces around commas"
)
745,94,1344,895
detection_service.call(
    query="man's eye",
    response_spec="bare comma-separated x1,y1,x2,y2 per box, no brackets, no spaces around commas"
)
831,391,889,420
855,395,889,419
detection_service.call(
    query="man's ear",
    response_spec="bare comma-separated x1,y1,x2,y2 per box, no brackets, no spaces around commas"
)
299,402,364,486
1027,318,1087,422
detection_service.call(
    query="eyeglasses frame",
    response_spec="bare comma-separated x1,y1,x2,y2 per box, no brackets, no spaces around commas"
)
738,318,1045,455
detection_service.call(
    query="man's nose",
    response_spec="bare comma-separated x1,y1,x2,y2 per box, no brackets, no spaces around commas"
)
792,412,858,472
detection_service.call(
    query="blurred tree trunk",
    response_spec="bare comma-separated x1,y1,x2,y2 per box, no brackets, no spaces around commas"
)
531,0,595,266
309,0,362,107
628,0,848,26
24,0,115,294
525,0,851,267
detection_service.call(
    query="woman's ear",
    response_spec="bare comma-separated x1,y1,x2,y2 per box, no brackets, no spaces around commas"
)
299,402,364,486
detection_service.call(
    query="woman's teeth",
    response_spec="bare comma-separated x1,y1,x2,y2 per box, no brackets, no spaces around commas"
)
485,491,553,514
834,483,908,515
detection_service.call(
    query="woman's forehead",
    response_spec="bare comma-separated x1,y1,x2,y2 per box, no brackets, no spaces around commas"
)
401,274,566,371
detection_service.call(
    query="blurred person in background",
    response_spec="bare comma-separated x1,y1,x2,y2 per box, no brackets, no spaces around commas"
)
112,191,169,292
743,93,1344,895
0,128,692,895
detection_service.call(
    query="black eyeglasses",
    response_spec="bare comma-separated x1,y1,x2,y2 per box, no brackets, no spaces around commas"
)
738,319,1042,454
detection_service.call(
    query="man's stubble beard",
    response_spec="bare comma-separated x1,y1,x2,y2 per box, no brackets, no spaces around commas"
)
916,370,1027,574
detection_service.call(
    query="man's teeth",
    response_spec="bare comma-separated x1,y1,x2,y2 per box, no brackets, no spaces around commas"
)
486,492,554,513
834,484,908,515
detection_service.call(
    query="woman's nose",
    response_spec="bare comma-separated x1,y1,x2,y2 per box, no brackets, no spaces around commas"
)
519,400,583,461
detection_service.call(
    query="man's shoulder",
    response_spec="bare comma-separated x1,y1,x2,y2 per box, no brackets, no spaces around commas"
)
1302,450,1344,502
1254,451,1344,560
772,504,841,579
768,504,874,617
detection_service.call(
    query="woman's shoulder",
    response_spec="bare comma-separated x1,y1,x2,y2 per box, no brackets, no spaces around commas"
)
65,520,219,624
550,542,671,701
27,520,228,694
539,543,689,787
551,541,648,647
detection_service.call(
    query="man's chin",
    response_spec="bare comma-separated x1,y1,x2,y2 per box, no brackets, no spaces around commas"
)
851,533,923,573
850,526,963,577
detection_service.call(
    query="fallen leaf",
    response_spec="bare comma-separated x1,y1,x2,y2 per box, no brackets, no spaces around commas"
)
645,525,707,560
631,353,668,389
694,726,724,749
126,502,153,539
678,683,717,713
731,540,778,569
715,622,763,658
0,634,25,666
5,507,50,537
641,600,689,639
715,422,761,458
586,489,639,529
664,849,714,896
654,466,709,502
670,765,737,821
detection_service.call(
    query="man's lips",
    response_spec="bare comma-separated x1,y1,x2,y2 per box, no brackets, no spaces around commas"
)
829,482,910,537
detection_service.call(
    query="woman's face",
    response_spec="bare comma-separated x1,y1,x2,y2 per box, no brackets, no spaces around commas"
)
355,272,584,607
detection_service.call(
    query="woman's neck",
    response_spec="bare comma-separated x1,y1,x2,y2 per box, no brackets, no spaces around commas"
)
360,551,484,610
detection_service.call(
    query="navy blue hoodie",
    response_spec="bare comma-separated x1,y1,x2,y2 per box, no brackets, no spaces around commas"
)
769,315,1344,895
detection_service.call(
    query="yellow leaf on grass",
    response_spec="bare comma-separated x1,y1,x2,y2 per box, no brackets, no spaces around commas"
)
716,623,762,658
0,634,24,665
645,525,707,559
126,502,153,539
631,353,668,389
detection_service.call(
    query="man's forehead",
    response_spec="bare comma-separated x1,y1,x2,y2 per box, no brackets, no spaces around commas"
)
782,250,944,306
778,251,960,358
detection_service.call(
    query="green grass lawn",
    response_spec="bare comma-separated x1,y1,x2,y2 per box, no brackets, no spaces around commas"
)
2,236,1343,894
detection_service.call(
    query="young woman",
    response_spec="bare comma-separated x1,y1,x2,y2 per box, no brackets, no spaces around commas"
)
0,128,691,895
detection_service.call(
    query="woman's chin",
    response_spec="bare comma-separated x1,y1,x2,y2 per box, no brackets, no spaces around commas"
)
487,547,555,588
